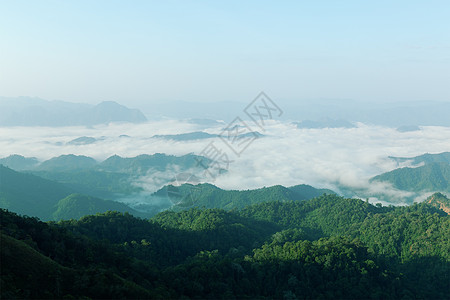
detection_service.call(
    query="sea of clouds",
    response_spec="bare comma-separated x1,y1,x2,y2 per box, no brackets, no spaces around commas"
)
1,119,449,205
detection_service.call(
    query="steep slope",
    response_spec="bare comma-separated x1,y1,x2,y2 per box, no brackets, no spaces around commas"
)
2,194,449,299
0,165,73,219
0,166,141,220
370,162,450,193
426,192,450,214
0,233,69,299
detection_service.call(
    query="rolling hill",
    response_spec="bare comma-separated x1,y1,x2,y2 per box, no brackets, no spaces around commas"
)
1,192,449,298
370,162,450,193
0,165,141,220
154,183,335,210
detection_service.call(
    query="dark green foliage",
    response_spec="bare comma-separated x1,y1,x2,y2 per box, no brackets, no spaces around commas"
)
288,184,335,199
1,193,450,299
156,183,335,210
240,194,383,238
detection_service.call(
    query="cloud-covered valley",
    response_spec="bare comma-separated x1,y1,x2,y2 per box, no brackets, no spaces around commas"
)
1,120,449,205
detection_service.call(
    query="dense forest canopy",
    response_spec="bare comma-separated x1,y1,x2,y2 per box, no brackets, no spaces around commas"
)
1,193,449,299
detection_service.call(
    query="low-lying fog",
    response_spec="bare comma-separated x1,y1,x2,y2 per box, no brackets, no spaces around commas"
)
1,119,449,205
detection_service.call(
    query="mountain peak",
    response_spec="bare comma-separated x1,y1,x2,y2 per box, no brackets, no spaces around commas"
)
426,192,450,215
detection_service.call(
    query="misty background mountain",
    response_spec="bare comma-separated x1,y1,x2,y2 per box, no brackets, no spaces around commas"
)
2,97,450,127
1,96,449,210
143,98,450,127
0,97,147,126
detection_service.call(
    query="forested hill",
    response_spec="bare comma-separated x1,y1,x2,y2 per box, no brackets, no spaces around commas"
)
1,193,449,299
154,183,335,210
371,162,450,193
0,165,142,220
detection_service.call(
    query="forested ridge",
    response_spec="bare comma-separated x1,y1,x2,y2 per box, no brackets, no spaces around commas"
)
1,193,449,299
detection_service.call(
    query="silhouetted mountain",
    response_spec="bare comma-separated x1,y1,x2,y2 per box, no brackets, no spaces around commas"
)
0,154,39,171
152,131,264,141
35,154,97,172
153,131,218,140
389,152,450,166
293,119,356,129
143,99,450,126
67,136,98,145
0,97,147,126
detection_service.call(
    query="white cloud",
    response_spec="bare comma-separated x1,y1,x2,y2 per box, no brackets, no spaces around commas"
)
1,121,449,205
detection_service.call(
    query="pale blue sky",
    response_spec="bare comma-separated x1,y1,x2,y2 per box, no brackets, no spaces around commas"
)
0,0,449,105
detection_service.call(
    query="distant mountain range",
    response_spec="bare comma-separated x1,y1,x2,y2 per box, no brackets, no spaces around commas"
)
140,99,450,127
152,131,264,141
0,165,139,220
388,152,450,166
293,119,356,129
0,159,335,220
0,153,215,200
0,97,147,126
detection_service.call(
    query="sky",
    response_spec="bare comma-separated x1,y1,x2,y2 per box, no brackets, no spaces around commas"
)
0,0,449,105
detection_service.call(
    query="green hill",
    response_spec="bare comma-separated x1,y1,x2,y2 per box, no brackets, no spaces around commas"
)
155,183,335,210
1,193,449,299
30,169,141,199
288,184,336,199
0,166,142,220
21,153,213,200
426,192,450,214
0,165,73,219
53,194,142,220
0,233,68,299
371,162,450,193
